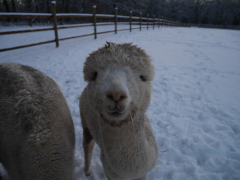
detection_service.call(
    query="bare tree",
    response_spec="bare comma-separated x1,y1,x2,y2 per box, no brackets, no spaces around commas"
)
11,0,17,22
3,0,10,22
0,0,239,25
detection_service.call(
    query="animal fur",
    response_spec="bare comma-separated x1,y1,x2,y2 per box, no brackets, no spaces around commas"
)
80,42,159,180
0,63,75,180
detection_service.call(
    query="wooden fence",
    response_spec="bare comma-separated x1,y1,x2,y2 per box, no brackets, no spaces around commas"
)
0,2,180,52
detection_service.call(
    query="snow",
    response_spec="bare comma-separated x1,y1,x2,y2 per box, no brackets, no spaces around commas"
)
117,15,130,19
0,12,52,17
96,14,115,18
56,13,93,17
0,25,240,180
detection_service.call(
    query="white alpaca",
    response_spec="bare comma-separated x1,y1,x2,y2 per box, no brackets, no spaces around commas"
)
0,63,75,180
80,42,159,180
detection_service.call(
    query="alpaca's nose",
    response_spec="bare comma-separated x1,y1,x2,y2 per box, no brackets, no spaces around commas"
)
106,91,127,102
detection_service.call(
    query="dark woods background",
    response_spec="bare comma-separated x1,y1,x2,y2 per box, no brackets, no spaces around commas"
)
0,0,240,25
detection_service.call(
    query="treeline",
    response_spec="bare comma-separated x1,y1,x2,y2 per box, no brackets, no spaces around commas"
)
0,0,240,25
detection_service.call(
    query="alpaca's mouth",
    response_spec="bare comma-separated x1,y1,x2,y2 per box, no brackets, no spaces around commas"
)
109,111,123,117
106,110,126,118
110,111,121,116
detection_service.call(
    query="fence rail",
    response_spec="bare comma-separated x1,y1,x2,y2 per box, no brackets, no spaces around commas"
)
0,2,180,52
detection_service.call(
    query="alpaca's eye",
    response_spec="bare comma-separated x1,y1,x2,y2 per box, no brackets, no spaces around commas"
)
92,72,98,81
139,75,146,82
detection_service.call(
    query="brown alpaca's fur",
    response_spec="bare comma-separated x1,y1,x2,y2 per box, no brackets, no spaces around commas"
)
0,63,75,180
80,42,159,180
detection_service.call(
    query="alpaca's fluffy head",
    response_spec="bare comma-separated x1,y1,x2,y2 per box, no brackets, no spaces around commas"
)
84,42,155,122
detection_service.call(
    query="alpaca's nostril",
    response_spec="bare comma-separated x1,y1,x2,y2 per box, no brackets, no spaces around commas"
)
106,92,127,102
119,95,127,101
106,94,114,101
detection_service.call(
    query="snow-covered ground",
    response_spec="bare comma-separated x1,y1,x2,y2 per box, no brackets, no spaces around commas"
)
0,24,240,180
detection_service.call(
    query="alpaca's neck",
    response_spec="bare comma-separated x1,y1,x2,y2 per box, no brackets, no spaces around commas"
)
99,114,147,154
98,114,157,176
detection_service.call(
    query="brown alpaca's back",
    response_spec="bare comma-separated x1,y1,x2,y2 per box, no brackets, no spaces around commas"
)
0,63,75,180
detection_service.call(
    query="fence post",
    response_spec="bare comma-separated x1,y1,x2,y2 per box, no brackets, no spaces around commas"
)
162,16,164,27
158,15,160,28
130,11,132,32
93,5,97,39
51,1,59,47
153,15,155,29
147,14,149,30
140,12,142,31
115,7,118,34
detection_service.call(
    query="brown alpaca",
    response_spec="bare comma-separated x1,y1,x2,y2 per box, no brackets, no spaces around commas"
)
0,63,75,180
80,42,159,180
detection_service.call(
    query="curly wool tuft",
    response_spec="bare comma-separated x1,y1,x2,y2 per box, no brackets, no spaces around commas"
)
83,42,155,82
